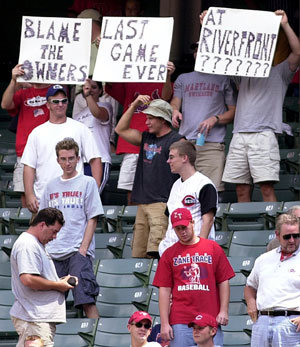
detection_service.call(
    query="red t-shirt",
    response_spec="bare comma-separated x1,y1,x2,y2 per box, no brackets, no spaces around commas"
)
105,82,164,154
153,238,235,325
10,87,50,156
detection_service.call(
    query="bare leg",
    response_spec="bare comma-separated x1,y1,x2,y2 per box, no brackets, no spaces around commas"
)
236,184,252,202
259,182,277,202
82,303,99,318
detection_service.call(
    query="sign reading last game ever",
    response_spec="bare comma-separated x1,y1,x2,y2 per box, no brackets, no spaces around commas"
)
195,8,281,77
93,17,174,83
18,16,91,84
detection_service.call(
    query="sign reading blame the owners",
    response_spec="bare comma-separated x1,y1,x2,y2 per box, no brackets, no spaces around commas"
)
195,8,281,77
93,17,174,83
18,16,91,84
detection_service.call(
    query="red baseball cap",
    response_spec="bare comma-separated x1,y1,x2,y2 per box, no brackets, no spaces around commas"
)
188,313,218,328
128,311,152,325
171,208,193,228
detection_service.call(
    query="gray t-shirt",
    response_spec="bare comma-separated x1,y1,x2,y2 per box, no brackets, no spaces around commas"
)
40,174,103,259
10,232,66,322
233,59,295,134
173,71,237,142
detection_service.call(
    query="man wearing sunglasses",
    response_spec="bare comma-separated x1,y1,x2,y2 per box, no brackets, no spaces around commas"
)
244,213,300,346
127,311,161,347
21,84,101,214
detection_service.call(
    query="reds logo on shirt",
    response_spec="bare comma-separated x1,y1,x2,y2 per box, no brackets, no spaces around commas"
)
182,195,197,206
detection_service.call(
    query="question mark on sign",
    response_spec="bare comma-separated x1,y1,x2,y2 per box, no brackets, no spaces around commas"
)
245,61,252,75
236,59,242,74
224,58,232,74
254,62,261,76
200,55,209,71
263,63,269,76
212,56,221,72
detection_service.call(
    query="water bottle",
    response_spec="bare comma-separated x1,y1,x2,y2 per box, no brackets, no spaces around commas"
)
196,132,205,146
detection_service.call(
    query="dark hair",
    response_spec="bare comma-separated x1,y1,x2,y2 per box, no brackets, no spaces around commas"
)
88,76,103,91
30,208,65,227
169,140,196,166
55,138,79,157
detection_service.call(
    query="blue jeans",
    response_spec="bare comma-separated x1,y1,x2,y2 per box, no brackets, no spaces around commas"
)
251,315,300,346
170,324,223,347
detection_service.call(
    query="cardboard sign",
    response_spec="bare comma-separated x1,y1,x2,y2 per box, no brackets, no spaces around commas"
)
195,8,281,77
93,17,174,82
18,16,91,84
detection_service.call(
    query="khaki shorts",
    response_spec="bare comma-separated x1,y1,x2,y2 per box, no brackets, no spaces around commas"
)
132,202,168,257
222,132,280,185
117,153,139,191
11,316,56,347
194,142,225,191
13,157,25,192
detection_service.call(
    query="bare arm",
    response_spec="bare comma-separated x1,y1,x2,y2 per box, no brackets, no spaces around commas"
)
20,273,74,292
170,96,182,128
79,217,98,256
115,95,150,146
217,280,230,325
24,165,39,213
1,64,25,110
83,79,109,121
244,285,258,322
198,105,236,136
200,211,214,238
89,157,102,188
275,10,300,71
159,287,174,341
161,61,175,101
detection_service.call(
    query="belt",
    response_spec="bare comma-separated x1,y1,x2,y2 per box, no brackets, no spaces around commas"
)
259,310,300,316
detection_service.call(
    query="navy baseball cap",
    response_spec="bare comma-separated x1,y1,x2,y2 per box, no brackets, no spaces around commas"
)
46,85,67,100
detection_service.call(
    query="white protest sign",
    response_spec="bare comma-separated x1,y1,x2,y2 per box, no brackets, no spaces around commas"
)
195,8,281,77
18,16,91,84
93,17,174,83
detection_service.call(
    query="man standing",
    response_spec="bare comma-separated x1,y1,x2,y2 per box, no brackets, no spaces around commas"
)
188,313,218,347
128,311,161,347
1,63,50,206
153,208,235,347
115,95,183,258
10,208,74,347
159,140,217,256
40,138,103,318
171,43,236,195
222,10,300,202
21,84,101,213
244,213,300,346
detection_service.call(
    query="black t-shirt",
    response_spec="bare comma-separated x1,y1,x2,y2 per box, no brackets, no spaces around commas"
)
131,130,183,204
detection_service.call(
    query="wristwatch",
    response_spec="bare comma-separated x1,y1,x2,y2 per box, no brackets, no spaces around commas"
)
215,115,220,123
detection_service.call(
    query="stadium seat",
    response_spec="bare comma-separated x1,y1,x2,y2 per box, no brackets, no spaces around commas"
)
9,208,32,235
94,317,131,347
228,302,248,316
96,286,151,318
101,205,124,233
0,154,16,173
223,315,253,334
147,286,160,318
228,230,275,257
0,234,18,262
215,231,232,254
281,200,300,213
222,183,237,204
96,258,153,288
0,262,12,289
215,202,230,231
0,207,19,234
223,202,282,231
149,259,158,287
101,171,127,206
223,331,251,346
0,319,18,346
0,181,22,208
122,232,133,258
0,290,14,319
94,233,126,260
54,318,97,347
110,153,124,171
117,205,137,233
280,149,300,174
227,256,255,276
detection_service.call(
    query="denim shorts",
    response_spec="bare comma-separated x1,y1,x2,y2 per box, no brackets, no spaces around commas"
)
54,252,99,307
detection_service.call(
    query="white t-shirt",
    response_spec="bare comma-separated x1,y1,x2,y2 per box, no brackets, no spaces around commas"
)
74,102,113,164
21,118,100,200
10,232,66,322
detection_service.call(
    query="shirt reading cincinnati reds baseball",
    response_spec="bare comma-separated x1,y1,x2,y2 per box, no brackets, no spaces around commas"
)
153,238,234,324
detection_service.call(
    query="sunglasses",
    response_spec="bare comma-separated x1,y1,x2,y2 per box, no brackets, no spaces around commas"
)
133,322,151,329
282,233,300,240
50,98,68,104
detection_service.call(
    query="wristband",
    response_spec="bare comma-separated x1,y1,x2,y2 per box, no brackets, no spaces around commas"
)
215,115,220,123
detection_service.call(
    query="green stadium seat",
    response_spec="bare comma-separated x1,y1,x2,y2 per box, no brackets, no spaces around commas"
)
147,287,160,318
222,183,237,204
9,208,32,235
281,201,300,213
227,256,255,276
96,286,151,318
0,207,19,234
94,233,126,260
223,315,253,334
223,331,251,346
0,181,22,208
110,153,124,170
223,202,282,231
0,234,18,262
280,149,300,174
122,232,133,258
215,231,232,254
0,130,16,144
96,258,153,288
0,262,12,289
0,319,18,346
0,290,14,319
101,205,124,233
117,205,137,233
215,203,230,231
228,302,248,316
0,154,17,172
